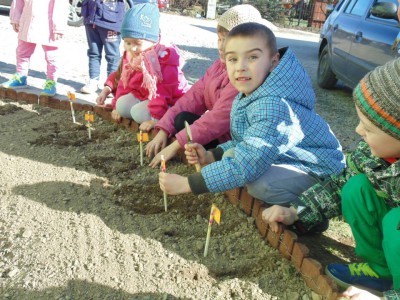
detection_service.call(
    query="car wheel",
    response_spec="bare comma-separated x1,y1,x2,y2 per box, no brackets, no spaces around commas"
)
68,0,84,27
317,45,338,89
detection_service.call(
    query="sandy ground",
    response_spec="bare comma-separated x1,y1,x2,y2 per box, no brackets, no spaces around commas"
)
0,11,357,300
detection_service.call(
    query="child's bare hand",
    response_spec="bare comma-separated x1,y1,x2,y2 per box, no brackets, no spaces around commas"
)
342,286,381,299
146,130,168,158
159,172,191,195
149,141,181,168
111,110,122,123
261,205,298,233
96,87,112,105
184,143,210,166
11,23,19,32
96,94,107,105
139,120,156,132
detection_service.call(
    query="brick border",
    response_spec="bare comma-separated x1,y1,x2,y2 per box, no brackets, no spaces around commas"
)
0,87,339,298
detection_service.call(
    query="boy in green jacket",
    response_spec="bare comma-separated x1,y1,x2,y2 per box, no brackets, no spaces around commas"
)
262,58,400,299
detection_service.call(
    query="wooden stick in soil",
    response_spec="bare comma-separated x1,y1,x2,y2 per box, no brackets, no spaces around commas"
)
161,155,167,212
67,91,76,124
204,204,220,257
85,111,93,140
139,130,143,166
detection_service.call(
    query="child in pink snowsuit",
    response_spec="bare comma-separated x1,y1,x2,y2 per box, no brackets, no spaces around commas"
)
1,0,69,96
96,3,189,132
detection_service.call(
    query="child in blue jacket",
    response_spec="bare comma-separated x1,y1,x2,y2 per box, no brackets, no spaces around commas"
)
159,23,345,216
80,0,132,94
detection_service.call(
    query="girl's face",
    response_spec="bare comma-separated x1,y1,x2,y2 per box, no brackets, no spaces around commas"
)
124,38,155,57
217,31,228,62
355,106,400,158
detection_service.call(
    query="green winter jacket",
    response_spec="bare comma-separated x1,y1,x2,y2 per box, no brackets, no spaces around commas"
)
292,141,400,230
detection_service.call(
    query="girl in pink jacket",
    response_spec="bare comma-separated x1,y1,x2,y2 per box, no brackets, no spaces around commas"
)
96,3,189,132
147,5,267,167
1,0,68,96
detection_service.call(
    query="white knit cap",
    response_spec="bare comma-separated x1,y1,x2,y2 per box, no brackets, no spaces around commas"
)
218,4,264,31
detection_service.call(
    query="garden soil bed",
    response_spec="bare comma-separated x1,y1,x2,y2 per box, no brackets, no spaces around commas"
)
0,99,358,300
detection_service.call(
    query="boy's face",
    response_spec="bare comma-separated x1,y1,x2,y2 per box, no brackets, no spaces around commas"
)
355,106,400,158
217,31,228,62
124,38,154,58
224,35,279,96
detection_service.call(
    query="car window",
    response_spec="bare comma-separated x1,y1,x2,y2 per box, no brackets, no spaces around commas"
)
344,0,370,16
335,0,346,11
367,0,399,24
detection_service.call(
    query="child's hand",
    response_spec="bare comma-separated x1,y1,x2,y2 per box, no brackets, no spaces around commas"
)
342,286,382,299
184,143,211,166
96,87,111,105
111,110,122,123
159,172,191,195
139,120,156,132
146,130,168,158
149,140,181,168
261,205,298,233
11,23,19,33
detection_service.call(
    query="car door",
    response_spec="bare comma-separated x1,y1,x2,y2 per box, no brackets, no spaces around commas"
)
347,0,400,87
330,0,372,84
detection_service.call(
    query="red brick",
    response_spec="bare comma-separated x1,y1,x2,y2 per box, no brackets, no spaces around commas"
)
255,208,268,237
81,104,94,112
5,89,17,101
47,97,60,109
291,242,310,271
16,91,27,102
301,258,323,292
251,199,264,218
225,188,240,206
279,229,297,259
38,95,50,106
25,93,38,104
316,275,338,299
0,88,6,98
239,188,254,215
73,103,85,111
93,105,104,115
266,224,283,249
121,117,131,129
129,121,139,132
59,100,71,110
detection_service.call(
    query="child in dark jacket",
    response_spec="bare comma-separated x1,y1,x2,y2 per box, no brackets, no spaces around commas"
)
262,58,400,299
159,23,344,213
96,3,189,131
80,0,131,94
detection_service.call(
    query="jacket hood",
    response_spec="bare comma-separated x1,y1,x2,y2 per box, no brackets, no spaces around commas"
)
255,47,316,110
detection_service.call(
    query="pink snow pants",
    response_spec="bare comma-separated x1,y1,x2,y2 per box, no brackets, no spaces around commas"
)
16,39,59,81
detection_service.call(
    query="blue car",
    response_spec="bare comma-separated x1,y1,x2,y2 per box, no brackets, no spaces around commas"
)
317,0,400,89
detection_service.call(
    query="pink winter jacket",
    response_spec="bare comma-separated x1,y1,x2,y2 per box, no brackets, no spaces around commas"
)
10,0,68,46
156,59,238,147
105,44,189,120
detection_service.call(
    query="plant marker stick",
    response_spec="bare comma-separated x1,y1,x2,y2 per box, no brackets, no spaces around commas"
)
204,204,221,257
85,111,94,140
67,91,76,123
161,155,167,212
139,130,143,166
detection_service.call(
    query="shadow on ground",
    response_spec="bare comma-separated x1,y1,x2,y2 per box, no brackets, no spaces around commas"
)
0,279,183,300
